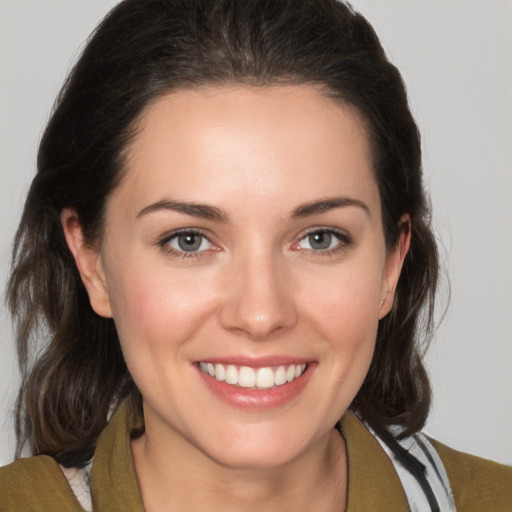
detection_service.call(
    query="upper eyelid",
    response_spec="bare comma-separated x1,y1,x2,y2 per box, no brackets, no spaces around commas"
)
158,229,216,258
290,226,353,253
296,226,351,241
158,227,211,244
156,226,352,249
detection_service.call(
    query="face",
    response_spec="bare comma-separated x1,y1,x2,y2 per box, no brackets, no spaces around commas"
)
66,85,407,469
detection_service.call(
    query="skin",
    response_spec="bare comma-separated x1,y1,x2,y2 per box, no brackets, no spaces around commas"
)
62,85,410,512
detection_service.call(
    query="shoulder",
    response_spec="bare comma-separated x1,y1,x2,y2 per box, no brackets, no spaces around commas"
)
0,455,84,511
430,438,512,512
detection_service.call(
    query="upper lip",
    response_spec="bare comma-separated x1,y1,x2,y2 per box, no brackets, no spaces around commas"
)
195,355,313,368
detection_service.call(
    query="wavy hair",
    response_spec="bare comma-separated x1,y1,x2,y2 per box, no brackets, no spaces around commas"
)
8,0,439,467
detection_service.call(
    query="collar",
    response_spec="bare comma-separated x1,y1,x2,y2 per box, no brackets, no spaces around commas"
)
340,411,409,511
89,402,409,511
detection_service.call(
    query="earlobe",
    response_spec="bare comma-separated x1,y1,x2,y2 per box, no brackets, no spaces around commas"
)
61,208,113,318
379,214,411,319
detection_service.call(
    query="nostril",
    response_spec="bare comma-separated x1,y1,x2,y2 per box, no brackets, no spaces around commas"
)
217,258,299,338
218,298,298,340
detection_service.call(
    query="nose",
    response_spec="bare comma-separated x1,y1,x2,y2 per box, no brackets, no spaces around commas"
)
218,252,298,340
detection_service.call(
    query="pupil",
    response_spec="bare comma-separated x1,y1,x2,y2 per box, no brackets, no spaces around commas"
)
178,233,201,251
309,231,331,250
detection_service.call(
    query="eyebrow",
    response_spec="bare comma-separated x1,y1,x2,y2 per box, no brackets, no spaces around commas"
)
137,199,228,222
291,196,370,219
137,195,370,223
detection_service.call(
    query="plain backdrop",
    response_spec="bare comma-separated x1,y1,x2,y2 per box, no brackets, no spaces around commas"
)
1,0,511,466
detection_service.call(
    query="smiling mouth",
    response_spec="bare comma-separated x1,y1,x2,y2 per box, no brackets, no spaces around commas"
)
198,362,307,390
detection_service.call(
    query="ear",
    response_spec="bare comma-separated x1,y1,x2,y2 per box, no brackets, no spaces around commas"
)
61,208,113,318
379,214,411,319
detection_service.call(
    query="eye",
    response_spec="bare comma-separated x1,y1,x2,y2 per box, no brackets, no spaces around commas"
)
295,229,351,252
163,231,213,254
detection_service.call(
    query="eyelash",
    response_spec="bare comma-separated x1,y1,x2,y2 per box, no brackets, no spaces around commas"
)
294,228,353,257
158,229,214,259
157,227,353,259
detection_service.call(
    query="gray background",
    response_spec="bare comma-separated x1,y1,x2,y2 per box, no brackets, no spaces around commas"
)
1,0,511,466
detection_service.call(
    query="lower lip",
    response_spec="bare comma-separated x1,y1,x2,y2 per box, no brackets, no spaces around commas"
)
196,364,316,410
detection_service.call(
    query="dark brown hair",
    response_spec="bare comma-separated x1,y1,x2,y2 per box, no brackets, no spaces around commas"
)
8,0,439,468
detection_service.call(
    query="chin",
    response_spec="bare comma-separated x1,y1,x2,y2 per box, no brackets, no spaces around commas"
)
197,421,322,470
205,444,303,470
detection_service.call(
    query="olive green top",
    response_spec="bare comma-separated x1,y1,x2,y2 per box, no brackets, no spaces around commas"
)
1,403,511,511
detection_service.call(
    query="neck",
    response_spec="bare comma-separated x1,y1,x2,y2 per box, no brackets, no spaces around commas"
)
131,422,347,512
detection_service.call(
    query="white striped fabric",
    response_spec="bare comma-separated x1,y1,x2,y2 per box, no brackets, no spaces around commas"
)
366,423,457,512
60,422,456,512
60,462,92,512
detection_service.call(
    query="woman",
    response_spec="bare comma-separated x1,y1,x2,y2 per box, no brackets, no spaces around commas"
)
1,0,510,511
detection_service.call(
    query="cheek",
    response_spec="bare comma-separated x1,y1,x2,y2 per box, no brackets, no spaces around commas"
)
105,261,219,357
316,278,379,369
294,254,385,390
298,259,384,336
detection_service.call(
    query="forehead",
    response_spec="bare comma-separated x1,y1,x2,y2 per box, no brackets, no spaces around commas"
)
111,85,379,219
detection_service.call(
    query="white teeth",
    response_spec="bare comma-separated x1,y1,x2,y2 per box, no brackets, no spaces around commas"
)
295,364,306,378
274,365,287,386
215,363,225,381
199,362,307,389
225,365,238,385
256,367,275,389
239,366,256,387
